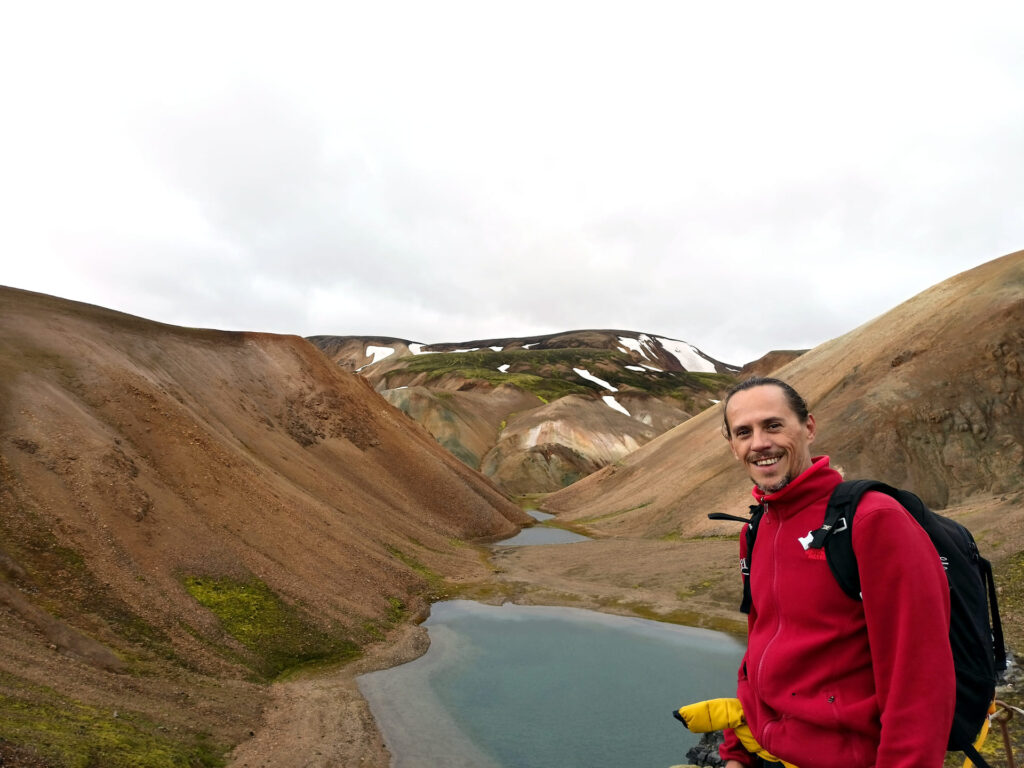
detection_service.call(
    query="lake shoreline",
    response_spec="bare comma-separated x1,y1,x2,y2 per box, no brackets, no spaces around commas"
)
229,536,747,767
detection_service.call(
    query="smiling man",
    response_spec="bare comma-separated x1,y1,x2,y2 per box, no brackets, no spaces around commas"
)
724,379,816,495
718,377,955,768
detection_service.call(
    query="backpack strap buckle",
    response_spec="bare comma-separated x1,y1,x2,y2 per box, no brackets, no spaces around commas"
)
803,517,848,550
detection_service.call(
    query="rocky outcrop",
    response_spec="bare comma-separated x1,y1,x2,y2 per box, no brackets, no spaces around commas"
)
480,394,673,494
380,383,543,469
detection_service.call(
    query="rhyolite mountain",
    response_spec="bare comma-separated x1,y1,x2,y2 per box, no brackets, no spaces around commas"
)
0,286,528,766
308,330,740,494
542,250,1024,539
4,249,1023,768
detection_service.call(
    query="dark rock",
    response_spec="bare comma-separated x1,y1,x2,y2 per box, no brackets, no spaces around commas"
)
685,730,725,767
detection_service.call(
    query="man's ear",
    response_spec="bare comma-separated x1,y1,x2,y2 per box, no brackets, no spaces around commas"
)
805,413,817,444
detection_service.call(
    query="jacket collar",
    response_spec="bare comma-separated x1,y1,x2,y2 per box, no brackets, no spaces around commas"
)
751,455,842,514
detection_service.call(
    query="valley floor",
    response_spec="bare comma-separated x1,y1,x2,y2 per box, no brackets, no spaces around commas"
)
225,623,430,768
224,493,1024,768
223,537,750,768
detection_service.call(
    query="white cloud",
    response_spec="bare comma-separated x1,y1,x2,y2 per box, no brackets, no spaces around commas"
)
2,1,1023,366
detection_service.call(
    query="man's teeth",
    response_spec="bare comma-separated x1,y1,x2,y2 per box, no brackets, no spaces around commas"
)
754,457,780,466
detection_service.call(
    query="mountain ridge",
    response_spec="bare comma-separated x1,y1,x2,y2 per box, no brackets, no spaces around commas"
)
308,329,740,493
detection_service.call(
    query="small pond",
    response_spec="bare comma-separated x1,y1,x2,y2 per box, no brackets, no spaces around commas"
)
358,600,744,768
494,509,590,546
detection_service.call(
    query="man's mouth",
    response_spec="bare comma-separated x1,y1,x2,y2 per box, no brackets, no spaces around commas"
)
752,456,781,467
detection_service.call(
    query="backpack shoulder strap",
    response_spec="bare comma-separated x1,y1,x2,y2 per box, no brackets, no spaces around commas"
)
978,554,1007,672
740,504,763,615
810,479,900,601
960,743,993,768
707,504,763,615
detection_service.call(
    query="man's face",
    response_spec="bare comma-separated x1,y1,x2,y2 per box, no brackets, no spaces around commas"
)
725,384,816,494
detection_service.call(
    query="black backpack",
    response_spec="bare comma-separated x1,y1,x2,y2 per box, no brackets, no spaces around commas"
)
710,479,1006,768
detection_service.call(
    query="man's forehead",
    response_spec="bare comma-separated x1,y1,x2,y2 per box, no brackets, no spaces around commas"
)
726,385,795,421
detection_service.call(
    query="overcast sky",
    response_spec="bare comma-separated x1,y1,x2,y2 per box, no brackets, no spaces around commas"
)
3,2,1023,365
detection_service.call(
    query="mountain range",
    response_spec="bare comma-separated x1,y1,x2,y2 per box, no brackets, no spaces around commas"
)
308,331,746,494
1,248,1023,767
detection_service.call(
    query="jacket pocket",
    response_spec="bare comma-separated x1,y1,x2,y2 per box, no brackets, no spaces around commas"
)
761,710,872,768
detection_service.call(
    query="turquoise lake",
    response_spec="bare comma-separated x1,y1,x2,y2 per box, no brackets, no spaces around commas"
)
358,600,744,768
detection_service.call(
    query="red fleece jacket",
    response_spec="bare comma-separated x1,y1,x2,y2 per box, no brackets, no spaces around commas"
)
720,457,955,768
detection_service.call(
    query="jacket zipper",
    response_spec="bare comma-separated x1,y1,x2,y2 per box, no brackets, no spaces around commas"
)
754,502,784,703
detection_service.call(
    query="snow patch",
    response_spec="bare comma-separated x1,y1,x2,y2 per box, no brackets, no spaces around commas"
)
498,364,510,373
617,336,643,354
452,347,480,353
490,346,503,351
625,365,646,372
408,343,436,355
365,345,395,364
603,395,631,416
523,343,538,349
619,334,716,373
355,345,396,372
574,367,617,391
656,337,717,373
619,334,668,368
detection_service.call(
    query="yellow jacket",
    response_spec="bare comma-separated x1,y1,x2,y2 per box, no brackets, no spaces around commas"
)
675,698,798,768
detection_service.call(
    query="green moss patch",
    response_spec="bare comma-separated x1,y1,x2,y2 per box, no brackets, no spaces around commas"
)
387,596,406,623
602,599,747,637
384,348,735,405
182,576,359,680
0,675,224,768
386,546,446,599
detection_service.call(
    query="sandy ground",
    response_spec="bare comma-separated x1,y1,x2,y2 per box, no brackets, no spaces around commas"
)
226,623,431,768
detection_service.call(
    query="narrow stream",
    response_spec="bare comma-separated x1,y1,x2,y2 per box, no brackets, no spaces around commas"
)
492,508,591,546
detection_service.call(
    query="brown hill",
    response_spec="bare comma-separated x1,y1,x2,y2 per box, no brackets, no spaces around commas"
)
0,287,527,767
737,349,807,378
542,250,1024,538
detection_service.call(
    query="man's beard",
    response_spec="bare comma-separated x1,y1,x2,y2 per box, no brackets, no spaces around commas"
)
755,474,792,494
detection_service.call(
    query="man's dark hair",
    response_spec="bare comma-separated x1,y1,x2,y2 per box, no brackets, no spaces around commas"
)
721,377,810,438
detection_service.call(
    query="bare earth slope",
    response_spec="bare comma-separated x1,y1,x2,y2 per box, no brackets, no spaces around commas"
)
542,249,1024,537
0,287,527,766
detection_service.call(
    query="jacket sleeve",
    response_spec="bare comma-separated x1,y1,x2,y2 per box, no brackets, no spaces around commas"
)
720,525,757,767
854,494,955,768
720,726,755,766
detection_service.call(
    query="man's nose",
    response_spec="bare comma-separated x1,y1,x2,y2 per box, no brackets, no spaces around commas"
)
751,429,773,451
